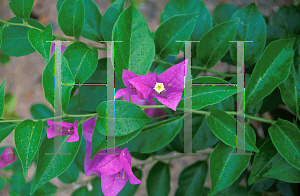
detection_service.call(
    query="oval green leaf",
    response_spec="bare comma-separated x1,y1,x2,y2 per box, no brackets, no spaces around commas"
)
245,38,295,106
1,17,45,56
113,5,155,83
58,0,84,39
125,116,183,153
42,54,74,112
278,36,300,118
162,0,212,41
248,138,282,185
30,104,54,119
81,0,102,41
14,120,43,178
30,124,83,194
263,158,300,183
213,3,238,24
175,161,207,196
147,162,170,196
63,42,98,84
272,5,300,34
178,76,238,109
268,118,300,171
229,3,266,67
209,141,251,196
197,20,238,69
100,0,125,41
91,125,142,159
207,109,259,152
96,100,151,136
58,161,80,184
8,0,34,18
154,13,198,60
28,24,53,64
0,122,17,143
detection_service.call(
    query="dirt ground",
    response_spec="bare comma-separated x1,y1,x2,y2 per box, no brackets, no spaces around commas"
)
0,0,294,195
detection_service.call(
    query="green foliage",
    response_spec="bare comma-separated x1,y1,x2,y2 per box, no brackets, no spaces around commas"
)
147,162,170,196
113,5,155,84
1,1,300,195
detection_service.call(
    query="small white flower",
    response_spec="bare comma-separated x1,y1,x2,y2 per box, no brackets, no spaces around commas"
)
153,82,165,93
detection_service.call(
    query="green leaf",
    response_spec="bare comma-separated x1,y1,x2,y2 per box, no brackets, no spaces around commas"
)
74,137,86,173
268,118,300,171
266,25,285,44
276,180,299,196
0,178,6,192
81,0,102,41
91,125,142,159
90,178,104,196
28,24,52,64
30,124,83,194
248,178,275,194
0,122,17,143
180,97,234,152
263,157,300,183
14,120,43,178
42,54,74,112
162,0,212,41
209,141,251,196
58,0,84,39
1,17,45,56
100,0,125,41
118,167,142,196
0,78,6,117
113,5,155,83
96,100,151,136
147,162,170,196
30,104,54,119
213,3,238,24
130,152,150,160
76,58,122,111
71,187,91,196
278,36,300,118
154,13,198,60
248,139,282,185
125,116,183,153
177,77,238,109
63,42,98,84
8,0,34,18
58,161,80,184
229,3,266,67
206,109,259,152
34,182,58,196
245,38,295,106
175,161,207,196
9,168,26,194
272,5,300,34
196,20,238,69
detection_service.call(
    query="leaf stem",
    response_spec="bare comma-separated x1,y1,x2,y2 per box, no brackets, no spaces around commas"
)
152,59,236,77
0,19,107,50
138,105,275,124
0,113,98,123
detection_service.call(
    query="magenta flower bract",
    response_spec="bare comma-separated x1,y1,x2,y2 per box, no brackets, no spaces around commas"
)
115,70,157,102
153,59,187,111
46,119,79,142
0,147,17,168
82,117,142,196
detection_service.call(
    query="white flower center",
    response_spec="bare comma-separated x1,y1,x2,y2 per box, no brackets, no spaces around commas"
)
153,82,165,93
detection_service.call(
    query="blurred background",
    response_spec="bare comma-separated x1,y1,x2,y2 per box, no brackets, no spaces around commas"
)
0,0,297,195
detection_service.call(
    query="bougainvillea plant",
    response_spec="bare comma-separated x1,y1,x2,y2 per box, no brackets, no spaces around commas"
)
1,0,300,195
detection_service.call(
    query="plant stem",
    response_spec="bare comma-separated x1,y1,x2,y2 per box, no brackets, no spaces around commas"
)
0,113,98,123
0,19,107,51
152,59,236,77
138,105,275,124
